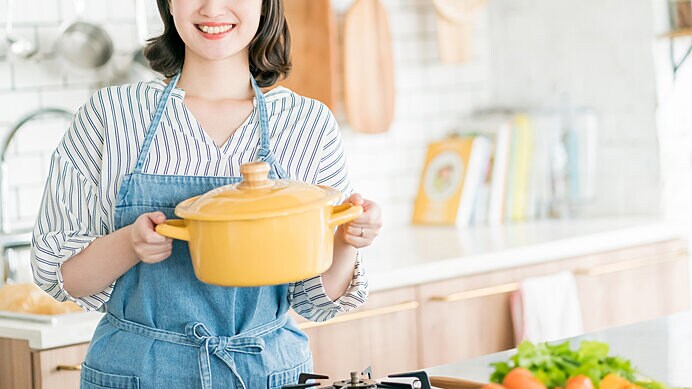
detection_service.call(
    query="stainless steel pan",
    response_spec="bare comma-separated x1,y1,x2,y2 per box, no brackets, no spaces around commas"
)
54,0,113,69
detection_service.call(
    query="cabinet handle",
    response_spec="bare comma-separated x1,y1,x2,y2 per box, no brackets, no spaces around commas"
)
298,301,419,329
427,250,688,302
429,282,520,303
575,252,687,276
56,364,82,371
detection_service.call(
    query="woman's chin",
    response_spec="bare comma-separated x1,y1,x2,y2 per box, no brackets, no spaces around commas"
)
188,48,246,64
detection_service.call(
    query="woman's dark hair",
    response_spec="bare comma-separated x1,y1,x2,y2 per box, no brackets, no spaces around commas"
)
144,0,291,87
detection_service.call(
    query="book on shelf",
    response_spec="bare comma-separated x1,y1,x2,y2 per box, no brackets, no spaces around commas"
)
412,135,491,226
412,111,565,227
487,120,511,225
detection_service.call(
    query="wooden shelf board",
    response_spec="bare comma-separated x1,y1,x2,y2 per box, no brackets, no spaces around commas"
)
660,28,692,38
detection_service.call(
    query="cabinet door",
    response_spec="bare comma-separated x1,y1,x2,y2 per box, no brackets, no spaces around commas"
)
575,240,690,332
293,287,419,379
0,338,32,389
32,343,89,389
417,269,520,368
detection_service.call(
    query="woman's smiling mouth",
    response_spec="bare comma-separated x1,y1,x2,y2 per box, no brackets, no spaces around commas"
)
195,23,236,39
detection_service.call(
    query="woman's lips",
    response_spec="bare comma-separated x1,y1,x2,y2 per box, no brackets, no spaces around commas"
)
195,23,236,40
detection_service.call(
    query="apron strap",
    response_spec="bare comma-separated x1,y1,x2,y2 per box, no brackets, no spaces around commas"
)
134,73,287,179
251,77,288,179
133,72,181,174
106,312,288,389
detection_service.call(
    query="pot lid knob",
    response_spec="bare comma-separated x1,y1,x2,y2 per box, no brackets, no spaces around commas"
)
238,161,275,190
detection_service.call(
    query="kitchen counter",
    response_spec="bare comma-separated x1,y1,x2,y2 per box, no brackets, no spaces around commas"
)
426,310,692,387
0,217,687,351
0,312,103,349
366,218,689,292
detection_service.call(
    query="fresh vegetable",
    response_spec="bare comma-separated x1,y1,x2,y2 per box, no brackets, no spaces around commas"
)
600,374,642,389
566,375,595,389
503,368,547,389
489,340,675,389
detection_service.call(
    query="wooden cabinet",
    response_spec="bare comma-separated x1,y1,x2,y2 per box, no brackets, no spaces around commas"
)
416,239,690,368
574,239,690,332
294,286,419,378
32,343,88,389
415,252,569,367
0,338,87,389
416,267,519,367
0,338,32,389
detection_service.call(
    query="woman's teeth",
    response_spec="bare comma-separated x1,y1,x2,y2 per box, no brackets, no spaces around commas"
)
197,25,234,34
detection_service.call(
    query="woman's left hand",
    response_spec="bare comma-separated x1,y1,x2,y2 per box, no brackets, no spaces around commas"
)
337,193,382,249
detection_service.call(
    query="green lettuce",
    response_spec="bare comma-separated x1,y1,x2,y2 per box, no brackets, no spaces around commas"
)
488,340,673,389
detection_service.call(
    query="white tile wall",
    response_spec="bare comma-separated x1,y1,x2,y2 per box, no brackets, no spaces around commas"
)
486,0,661,219
0,0,668,233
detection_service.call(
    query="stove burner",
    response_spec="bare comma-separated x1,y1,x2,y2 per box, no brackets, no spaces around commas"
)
281,368,433,389
332,372,379,388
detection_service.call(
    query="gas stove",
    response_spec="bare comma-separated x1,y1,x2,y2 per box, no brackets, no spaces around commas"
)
281,367,434,389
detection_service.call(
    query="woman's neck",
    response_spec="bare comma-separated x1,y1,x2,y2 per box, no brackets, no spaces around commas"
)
176,51,254,101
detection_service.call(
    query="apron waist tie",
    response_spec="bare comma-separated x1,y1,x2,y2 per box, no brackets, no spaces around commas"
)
106,312,288,389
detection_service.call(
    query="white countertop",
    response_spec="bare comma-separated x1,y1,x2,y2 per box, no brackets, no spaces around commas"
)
0,217,687,350
426,311,692,386
0,311,103,349
365,217,689,292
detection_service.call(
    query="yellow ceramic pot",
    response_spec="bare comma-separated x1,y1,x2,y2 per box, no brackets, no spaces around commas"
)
155,161,362,287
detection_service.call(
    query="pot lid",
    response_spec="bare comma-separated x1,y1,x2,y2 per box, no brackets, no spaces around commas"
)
175,161,341,221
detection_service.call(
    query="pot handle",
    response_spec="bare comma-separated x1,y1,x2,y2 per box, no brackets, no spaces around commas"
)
155,219,190,241
328,204,363,228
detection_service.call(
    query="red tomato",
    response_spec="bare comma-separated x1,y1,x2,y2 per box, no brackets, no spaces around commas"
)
502,368,547,389
566,375,595,389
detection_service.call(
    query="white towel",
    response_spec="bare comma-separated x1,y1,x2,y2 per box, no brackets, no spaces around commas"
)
510,271,584,344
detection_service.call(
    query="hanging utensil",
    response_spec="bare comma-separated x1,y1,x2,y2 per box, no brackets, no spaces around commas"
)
343,0,395,134
280,0,338,110
54,0,114,69
111,0,160,84
5,0,38,60
433,0,487,64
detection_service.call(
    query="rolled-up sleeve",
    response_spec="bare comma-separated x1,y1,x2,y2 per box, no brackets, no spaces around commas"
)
31,91,108,311
288,111,369,322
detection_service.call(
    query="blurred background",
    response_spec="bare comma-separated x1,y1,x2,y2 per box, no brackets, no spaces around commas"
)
1,0,692,387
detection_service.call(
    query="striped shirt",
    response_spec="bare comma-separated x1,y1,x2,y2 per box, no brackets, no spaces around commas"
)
30,79,368,322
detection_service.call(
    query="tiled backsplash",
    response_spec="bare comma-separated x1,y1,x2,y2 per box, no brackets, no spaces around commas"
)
485,0,661,219
0,0,666,233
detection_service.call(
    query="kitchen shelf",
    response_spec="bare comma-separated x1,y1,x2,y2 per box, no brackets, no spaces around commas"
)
659,28,692,79
659,28,692,38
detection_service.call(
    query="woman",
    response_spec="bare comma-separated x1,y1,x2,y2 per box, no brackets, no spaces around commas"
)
30,0,382,387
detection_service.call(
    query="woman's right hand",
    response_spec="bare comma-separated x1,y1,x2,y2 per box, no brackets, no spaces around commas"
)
130,212,173,264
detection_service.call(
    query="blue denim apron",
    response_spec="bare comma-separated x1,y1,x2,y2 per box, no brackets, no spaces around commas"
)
80,73,312,389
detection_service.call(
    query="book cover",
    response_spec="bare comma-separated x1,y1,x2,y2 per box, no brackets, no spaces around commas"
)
488,121,511,225
457,136,492,226
412,136,474,225
510,114,534,222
